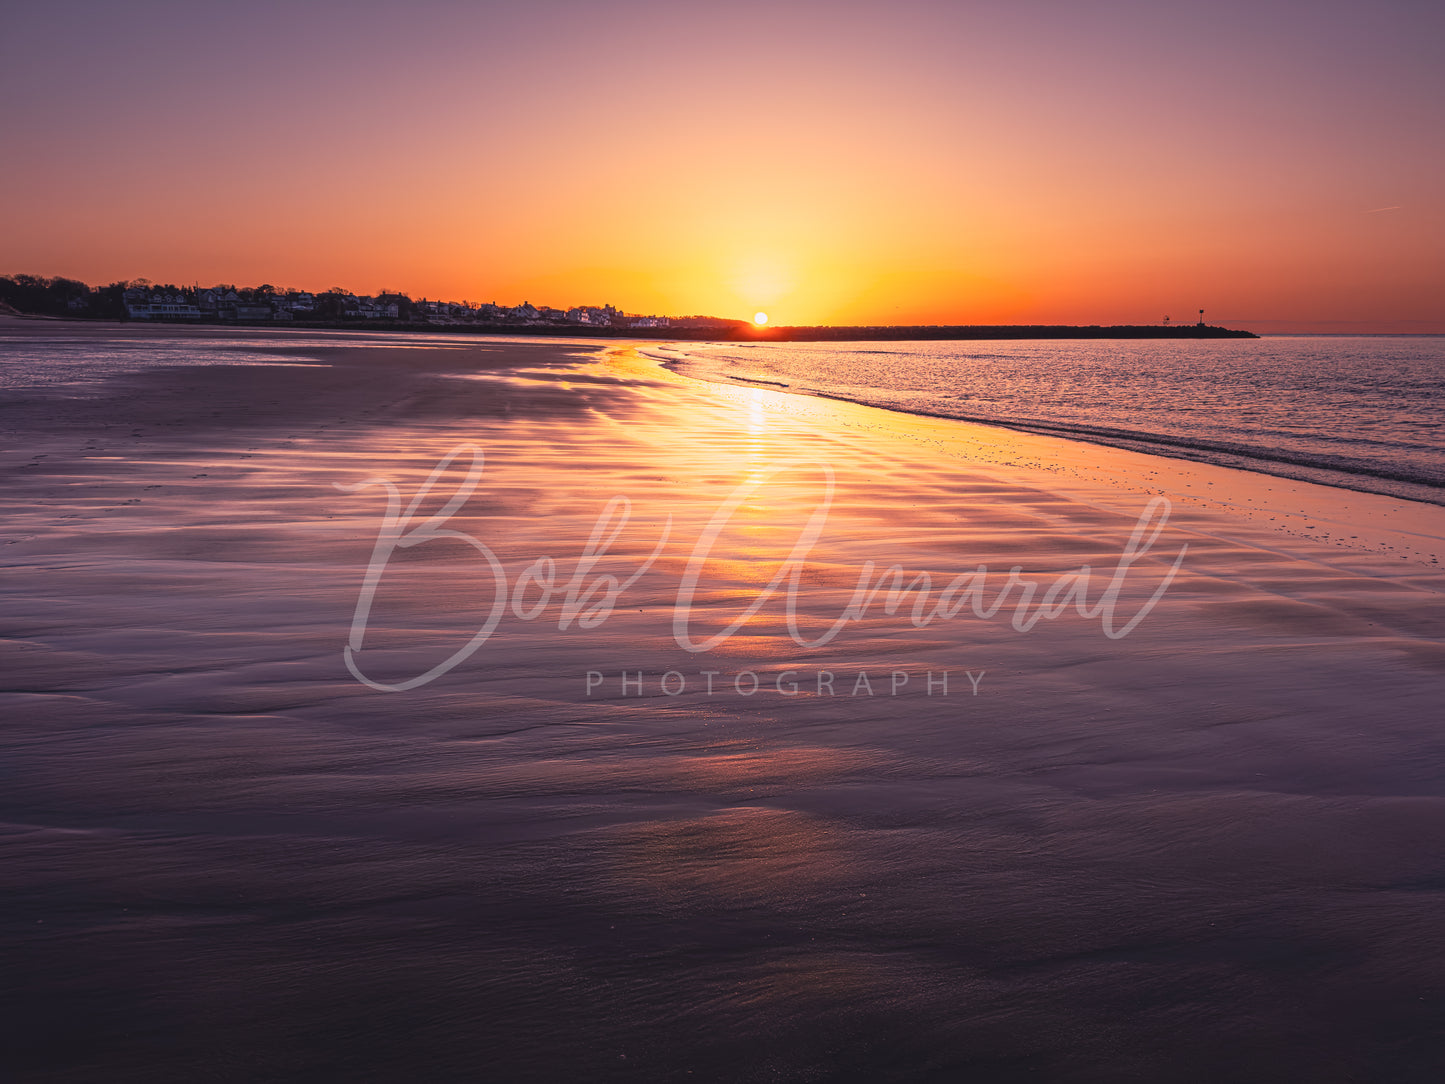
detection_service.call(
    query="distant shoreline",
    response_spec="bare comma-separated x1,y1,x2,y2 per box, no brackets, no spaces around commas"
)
0,313,1258,341
692,324,1258,341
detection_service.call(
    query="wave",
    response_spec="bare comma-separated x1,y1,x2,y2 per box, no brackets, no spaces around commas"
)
651,349,1445,508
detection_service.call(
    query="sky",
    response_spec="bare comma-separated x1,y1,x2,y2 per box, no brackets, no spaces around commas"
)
3,0,1443,330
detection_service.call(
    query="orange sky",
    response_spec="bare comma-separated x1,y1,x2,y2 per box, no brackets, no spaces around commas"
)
3,1,1443,330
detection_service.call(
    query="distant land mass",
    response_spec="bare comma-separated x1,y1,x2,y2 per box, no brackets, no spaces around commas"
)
455,323,1258,340
619,324,1259,341
0,274,1257,340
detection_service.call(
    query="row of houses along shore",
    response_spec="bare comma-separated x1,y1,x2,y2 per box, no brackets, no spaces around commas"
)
111,286,694,328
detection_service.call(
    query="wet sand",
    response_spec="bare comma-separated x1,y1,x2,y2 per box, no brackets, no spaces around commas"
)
2,321,1444,1082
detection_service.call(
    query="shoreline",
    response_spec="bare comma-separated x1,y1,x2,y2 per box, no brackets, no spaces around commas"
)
5,315,1438,508
650,350,1445,510
3,319,1441,564
625,344,1444,569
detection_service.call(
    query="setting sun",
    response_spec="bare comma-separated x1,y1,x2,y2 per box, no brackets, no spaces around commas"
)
754,312,768,326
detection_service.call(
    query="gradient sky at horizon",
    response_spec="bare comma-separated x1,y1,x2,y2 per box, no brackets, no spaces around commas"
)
3,0,1443,330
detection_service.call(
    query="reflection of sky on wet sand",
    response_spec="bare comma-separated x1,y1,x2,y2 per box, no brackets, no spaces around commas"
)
3,332,1444,1080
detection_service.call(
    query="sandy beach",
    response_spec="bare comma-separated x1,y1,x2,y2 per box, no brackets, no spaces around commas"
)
3,320,1444,1082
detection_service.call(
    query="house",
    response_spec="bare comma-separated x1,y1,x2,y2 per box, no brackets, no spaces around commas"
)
126,292,202,320
198,288,239,316
566,306,617,326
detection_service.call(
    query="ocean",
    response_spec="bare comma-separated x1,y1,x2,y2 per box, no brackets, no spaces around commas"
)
648,336,1445,506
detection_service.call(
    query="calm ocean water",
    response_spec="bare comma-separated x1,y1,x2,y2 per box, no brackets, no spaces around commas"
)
652,337,1445,505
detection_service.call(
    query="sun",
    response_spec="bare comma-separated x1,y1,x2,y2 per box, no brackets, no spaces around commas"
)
753,312,768,326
